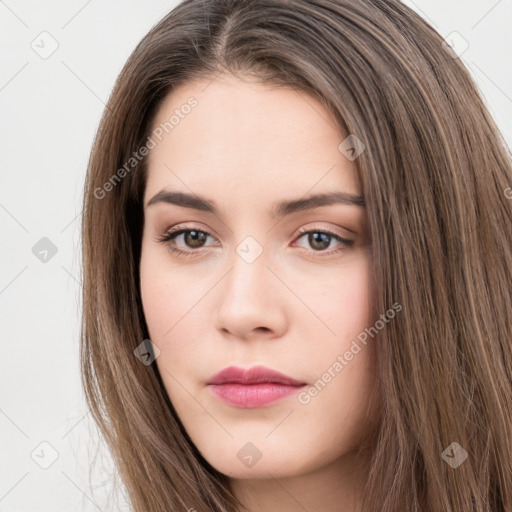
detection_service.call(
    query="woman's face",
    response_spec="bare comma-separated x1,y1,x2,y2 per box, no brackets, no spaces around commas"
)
140,74,379,481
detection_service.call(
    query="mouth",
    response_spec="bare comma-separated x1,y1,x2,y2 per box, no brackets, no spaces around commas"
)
206,365,307,408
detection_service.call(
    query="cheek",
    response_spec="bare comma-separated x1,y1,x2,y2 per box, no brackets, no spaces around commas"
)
139,241,194,340
139,243,211,373
298,255,378,416
140,267,170,340
140,242,181,349
311,255,374,342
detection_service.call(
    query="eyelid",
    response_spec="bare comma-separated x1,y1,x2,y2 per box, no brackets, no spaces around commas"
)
157,222,219,243
154,223,218,246
160,221,353,240
294,222,353,239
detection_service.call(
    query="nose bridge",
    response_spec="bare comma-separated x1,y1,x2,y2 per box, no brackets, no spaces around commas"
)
214,232,286,337
226,234,271,300
234,234,266,268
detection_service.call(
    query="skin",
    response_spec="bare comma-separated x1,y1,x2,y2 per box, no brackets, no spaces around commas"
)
140,73,380,512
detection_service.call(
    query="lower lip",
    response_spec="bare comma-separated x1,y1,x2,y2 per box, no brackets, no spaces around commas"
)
208,383,305,408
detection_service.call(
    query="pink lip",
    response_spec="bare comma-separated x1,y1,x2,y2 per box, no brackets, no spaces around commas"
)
206,365,306,408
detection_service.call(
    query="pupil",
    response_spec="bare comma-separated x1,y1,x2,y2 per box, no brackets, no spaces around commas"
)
310,232,330,250
186,230,207,247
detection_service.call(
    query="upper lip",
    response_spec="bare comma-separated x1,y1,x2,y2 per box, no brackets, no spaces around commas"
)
207,365,306,386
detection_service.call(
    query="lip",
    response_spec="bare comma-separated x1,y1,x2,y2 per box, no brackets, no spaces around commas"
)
206,365,307,408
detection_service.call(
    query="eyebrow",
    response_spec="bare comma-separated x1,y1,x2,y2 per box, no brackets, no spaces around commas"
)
145,189,365,217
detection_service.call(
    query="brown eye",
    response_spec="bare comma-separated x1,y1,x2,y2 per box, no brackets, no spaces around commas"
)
307,232,332,251
155,227,215,257
294,228,354,257
182,230,208,248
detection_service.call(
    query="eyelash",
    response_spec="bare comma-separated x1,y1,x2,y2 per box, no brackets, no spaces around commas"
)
155,224,354,258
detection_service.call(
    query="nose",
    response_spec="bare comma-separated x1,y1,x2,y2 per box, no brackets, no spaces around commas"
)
214,243,288,341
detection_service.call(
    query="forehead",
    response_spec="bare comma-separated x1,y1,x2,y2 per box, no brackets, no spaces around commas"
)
144,75,361,204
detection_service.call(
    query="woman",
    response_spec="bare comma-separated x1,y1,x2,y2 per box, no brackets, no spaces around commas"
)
80,0,512,510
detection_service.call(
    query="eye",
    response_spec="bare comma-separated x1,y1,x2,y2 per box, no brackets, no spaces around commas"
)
293,226,354,256
155,224,354,258
155,226,215,257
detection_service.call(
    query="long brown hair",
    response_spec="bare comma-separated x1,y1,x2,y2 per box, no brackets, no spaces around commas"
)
80,0,512,510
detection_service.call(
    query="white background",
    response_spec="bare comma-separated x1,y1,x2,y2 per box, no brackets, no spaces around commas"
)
1,1,511,510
